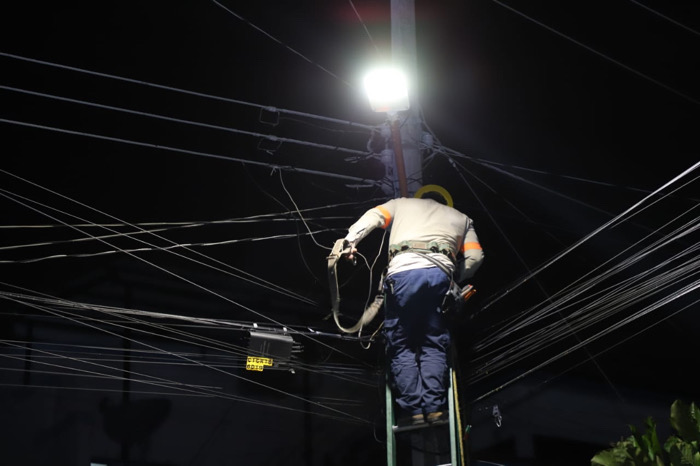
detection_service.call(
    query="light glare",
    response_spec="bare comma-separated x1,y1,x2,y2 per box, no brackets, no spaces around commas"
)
363,68,409,112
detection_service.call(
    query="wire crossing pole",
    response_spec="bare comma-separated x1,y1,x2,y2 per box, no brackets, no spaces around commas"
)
391,0,423,197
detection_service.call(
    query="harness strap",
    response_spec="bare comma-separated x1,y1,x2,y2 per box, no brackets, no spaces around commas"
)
389,240,456,262
327,239,383,334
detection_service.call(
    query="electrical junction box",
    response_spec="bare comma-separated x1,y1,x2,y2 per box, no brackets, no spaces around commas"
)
246,331,294,371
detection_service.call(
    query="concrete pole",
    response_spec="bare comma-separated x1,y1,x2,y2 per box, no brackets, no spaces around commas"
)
391,0,423,197
389,112,409,198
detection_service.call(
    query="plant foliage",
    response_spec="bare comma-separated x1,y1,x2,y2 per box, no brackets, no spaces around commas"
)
591,400,700,466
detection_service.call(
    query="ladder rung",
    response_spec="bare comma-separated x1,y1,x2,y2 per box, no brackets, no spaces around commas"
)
392,418,449,433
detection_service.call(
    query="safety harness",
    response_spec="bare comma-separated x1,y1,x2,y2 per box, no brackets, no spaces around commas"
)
327,239,383,334
327,239,475,333
388,240,456,262
388,241,476,314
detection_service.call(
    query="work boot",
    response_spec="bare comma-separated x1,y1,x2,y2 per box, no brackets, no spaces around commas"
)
397,413,425,427
426,411,446,423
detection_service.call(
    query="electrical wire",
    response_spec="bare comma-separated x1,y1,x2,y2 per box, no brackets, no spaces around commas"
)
0,187,320,307
210,0,354,89
0,202,364,231
423,139,699,403
471,283,700,403
467,197,700,396
2,294,374,424
479,160,700,313
0,177,348,352
3,3,696,429
490,0,700,106
0,52,372,129
0,118,383,188
627,0,700,37
474,212,700,356
347,0,384,58
0,176,377,369
0,227,335,264
0,216,351,253
278,170,331,251
0,85,370,158
440,151,628,401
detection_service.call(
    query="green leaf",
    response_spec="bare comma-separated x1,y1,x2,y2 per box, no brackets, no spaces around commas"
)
671,400,700,443
693,451,700,466
592,449,621,465
667,441,683,465
647,418,663,455
593,400,700,466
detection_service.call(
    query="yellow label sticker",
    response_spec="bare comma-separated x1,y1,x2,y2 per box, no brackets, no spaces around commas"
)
246,356,273,371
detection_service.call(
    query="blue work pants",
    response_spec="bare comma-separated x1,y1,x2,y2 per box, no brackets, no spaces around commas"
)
383,267,451,415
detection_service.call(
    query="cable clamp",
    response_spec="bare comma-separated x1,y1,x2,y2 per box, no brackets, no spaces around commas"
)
492,404,502,428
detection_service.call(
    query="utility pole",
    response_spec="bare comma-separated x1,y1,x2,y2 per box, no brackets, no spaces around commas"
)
391,0,423,197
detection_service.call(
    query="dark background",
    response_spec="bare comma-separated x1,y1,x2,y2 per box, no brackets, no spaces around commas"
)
1,1,699,465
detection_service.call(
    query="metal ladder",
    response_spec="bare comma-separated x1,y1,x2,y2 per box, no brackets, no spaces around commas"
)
385,366,466,466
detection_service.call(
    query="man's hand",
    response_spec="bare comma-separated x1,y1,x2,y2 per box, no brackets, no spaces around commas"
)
342,240,357,263
344,247,358,262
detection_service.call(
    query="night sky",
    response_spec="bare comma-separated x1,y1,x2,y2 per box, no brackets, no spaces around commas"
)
1,1,699,465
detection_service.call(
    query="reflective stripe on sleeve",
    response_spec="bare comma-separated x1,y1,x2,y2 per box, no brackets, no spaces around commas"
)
461,241,482,253
375,205,392,229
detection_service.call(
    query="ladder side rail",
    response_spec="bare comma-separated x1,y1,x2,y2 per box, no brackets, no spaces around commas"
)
386,371,397,466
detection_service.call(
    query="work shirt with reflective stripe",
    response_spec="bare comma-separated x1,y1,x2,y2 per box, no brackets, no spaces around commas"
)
345,197,484,281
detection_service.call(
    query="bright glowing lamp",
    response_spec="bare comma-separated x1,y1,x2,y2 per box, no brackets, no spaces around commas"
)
363,67,409,113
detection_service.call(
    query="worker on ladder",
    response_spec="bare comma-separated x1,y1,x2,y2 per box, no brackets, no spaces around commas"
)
340,188,484,427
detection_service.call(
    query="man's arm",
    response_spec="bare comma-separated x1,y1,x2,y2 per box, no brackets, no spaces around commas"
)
456,220,484,283
344,203,393,244
342,202,394,261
